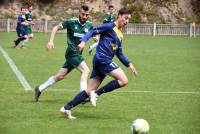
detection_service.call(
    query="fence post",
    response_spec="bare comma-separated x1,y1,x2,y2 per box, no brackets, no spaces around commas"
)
7,19,10,32
189,23,192,37
44,19,48,32
192,22,196,38
153,23,156,36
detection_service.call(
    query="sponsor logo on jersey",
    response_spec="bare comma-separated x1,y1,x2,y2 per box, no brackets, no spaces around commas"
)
84,28,88,33
111,43,118,51
73,33,84,38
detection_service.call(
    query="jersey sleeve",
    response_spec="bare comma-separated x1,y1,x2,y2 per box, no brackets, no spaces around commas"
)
81,23,112,42
116,46,130,67
17,16,22,23
58,19,72,29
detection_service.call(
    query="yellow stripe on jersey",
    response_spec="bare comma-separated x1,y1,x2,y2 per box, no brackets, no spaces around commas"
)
113,22,123,41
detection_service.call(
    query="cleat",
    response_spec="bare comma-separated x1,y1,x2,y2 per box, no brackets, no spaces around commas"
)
90,91,98,107
21,45,25,48
81,97,90,104
60,107,76,119
34,86,41,102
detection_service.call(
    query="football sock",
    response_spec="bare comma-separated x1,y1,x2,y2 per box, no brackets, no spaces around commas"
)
64,90,89,110
15,37,26,46
95,80,120,96
38,76,56,92
22,39,29,46
80,80,87,92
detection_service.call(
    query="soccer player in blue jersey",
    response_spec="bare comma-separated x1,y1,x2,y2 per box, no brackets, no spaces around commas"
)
60,8,138,119
13,7,28,48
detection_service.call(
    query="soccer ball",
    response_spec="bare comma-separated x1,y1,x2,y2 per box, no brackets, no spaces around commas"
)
131,119,149,134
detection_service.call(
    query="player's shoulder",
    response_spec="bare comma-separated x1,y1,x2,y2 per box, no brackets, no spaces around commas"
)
18,15,22,18
101,22,115,29
85,20,93,26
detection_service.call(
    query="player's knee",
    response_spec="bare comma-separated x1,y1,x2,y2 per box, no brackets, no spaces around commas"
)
119,78,128,87
28,34,33,39
83,68,90,75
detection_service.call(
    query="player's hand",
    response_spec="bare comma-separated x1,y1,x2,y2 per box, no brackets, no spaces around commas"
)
30,22,35,25
129,63,138,76
46,41,54,50
77,41,85,52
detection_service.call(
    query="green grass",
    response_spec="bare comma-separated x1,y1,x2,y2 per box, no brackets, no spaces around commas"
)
0,32,200,134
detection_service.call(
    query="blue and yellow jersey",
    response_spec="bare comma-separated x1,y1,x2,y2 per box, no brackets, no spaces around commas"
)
16,14,26,30
82,22,130,67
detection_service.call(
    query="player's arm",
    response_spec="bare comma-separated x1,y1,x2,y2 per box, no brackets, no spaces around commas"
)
46,25,60,50
78,23,112,51
27,21,35,25
116,47,138,76
46,20,69,50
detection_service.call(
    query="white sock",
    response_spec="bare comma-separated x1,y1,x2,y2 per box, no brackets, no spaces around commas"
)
89,42,98,51
39,76,56,92
80,80,87,92
22,39,29,46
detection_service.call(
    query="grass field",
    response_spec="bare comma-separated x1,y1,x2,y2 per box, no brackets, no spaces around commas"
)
0,32,200,134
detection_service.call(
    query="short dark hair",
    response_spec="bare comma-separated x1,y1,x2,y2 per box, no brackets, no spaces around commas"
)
26,3,32,9
118,8,131,16
80,5,89,12
108,5,114,9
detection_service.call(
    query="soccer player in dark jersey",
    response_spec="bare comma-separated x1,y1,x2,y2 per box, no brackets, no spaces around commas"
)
88,5,115,54
13,7,28,48
23,4,35,47
34,5,97,102
103,5,115,23
60,8,138,119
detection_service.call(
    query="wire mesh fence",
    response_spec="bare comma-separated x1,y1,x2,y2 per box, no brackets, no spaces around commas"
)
0,19,199,37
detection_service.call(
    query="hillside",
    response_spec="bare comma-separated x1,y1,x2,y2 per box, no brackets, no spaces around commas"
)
0,0,199,23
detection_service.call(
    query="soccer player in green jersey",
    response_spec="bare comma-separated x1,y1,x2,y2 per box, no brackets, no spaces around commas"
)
88,5,115,54
34,5,97,102
103,5,115,23
23,4,35,47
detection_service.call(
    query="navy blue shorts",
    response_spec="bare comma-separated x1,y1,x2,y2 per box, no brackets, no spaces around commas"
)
16,29,26,37
90,61,119,80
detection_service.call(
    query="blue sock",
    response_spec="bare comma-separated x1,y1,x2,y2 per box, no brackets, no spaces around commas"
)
95,80,120,96
64,90,89,110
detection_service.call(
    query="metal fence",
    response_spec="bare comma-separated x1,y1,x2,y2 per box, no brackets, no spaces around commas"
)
0,19,199,37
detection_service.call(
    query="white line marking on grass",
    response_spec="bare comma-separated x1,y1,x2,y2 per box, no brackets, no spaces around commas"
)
0,47,32,91
48,89,200,95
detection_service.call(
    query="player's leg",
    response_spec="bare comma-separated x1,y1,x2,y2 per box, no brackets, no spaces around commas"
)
34,67,71,102
89,67,128,106
60,68,104,119
76,61,90,92
23,27,33,47
88,35,99,55
95,67,128,96
14,29,26,48
28,33,34,39
88,41,98,55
